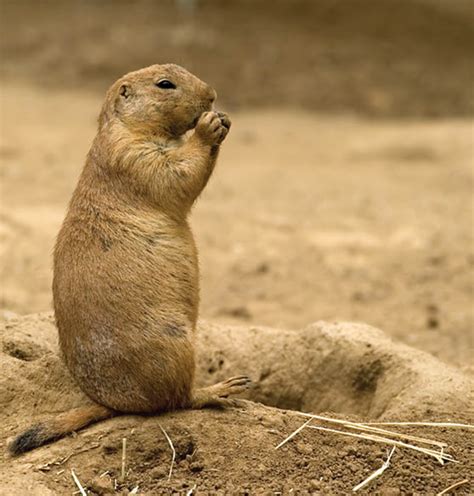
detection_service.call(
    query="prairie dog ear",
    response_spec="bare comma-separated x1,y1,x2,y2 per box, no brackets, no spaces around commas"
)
99,81,133,127
118,83,133,100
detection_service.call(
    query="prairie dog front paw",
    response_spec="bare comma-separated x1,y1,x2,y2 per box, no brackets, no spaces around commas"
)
194,111,231,146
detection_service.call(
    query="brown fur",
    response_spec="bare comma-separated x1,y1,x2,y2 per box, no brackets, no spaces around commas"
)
8,64,249,455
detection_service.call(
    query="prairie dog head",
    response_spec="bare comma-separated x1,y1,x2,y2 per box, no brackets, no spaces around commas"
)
99,64,217,138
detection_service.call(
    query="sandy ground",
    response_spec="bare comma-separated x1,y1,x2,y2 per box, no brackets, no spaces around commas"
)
1,82,472,494
1,83,473,370
1,1,473,493
1,314,473,494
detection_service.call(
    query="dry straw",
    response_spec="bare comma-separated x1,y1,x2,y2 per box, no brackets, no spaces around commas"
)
186,483,197,495
306,424,454,464
436,479,469,495
275,411,472,492
71,469,87,496
121,437,127,481
159,423,176,481
288,412,457,464
364,422,474,430
275,418,313,449
352,447,396,492
297,412,448,448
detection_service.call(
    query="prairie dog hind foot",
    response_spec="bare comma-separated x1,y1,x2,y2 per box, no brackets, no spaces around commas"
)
190,375,251,409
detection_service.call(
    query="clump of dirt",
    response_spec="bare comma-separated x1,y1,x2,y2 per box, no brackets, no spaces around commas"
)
1,314,472,494
197,320,473,420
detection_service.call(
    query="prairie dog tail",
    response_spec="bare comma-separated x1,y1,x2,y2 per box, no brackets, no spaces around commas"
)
7,403,115,456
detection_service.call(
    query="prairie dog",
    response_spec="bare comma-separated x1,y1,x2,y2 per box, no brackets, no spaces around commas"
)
9,64,249,455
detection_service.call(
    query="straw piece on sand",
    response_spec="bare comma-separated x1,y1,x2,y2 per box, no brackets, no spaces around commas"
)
353,447,396,492
159,424,176,481
306,425,454,464
71,469,87,496
436,479,469,495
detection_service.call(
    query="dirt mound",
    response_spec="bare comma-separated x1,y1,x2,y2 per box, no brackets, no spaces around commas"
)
197,321,473,420
1,314,472,494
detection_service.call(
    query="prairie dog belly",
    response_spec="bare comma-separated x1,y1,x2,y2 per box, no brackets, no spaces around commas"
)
55,210,199,323
53,213,198,411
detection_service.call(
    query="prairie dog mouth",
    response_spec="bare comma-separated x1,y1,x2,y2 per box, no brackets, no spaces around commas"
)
191,115,201,128
191,100,217,128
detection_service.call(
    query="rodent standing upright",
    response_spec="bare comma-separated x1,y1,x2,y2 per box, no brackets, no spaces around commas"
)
9,64,250,455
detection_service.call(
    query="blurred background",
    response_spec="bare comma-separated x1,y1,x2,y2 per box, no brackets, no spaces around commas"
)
0,0,473,369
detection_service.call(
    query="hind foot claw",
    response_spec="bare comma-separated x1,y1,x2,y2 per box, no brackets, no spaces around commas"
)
190,375,251,409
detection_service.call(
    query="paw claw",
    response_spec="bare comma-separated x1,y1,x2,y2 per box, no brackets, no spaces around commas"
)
223,375,252,388
217,111,231,130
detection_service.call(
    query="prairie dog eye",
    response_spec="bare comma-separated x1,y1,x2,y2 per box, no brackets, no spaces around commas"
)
156,79,176,89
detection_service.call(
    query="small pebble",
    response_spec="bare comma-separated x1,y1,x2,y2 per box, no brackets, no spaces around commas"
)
149,465,168,479
88,475,115,495
190,461,204,472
